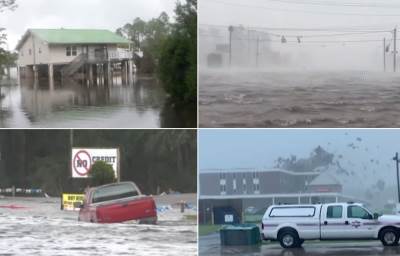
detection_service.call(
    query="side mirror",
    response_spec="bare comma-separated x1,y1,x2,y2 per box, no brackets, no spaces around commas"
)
373,213,379,219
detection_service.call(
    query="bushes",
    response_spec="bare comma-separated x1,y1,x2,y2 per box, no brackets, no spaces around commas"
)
89,161,116,186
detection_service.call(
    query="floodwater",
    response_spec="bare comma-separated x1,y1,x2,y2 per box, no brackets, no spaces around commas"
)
200,233,400,256
0,196,197,256
0,73,196,128
199,70,400,127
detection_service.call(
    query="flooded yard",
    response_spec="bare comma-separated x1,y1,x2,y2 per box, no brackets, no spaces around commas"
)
0,73,195,128
0,195,197,256
199,70,400,128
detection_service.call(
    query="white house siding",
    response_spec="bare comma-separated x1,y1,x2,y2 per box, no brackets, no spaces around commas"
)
48,45,82,64
19,40,123,66
17,34,50,67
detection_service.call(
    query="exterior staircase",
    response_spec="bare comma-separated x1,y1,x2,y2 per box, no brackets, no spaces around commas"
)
61,53,88,78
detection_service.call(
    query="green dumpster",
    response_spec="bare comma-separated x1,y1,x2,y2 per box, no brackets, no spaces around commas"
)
220,224,261,246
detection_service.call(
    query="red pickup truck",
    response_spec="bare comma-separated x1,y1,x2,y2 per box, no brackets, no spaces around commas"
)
78,182,157,224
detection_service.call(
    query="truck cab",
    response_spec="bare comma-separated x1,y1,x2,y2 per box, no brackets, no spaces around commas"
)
262,202,400,248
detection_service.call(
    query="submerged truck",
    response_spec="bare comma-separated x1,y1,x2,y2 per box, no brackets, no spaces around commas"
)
261,202,400,248
78,182,157,224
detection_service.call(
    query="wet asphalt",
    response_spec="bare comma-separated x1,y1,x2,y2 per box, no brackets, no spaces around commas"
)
199,233,400,256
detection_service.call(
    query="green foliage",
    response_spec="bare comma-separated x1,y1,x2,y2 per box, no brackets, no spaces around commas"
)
0,1,18,79
117,12,171,73
89,161,116,186
0,130,196,195
158,0,197,103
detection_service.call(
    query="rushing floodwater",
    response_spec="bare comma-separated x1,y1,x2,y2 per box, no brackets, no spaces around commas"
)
0,196,197,256
199,70,400,127
0,73,195,128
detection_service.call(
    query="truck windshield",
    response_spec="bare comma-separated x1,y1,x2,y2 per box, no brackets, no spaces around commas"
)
92,183,139,203
347,205,372,219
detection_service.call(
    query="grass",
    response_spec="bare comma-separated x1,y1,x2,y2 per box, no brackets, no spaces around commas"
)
199,224,223,236
243,214,263,223
184,214,197,221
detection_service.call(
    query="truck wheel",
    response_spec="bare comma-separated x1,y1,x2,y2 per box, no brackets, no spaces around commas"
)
278,230,300,248
380,228,399,246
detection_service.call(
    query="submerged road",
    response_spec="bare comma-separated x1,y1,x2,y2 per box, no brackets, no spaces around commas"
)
0,195,197,256
199,70,400,128
200,233,400,256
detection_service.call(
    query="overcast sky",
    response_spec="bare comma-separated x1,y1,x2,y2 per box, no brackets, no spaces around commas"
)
200,0,400,29
199,0,400,70
0,0,177,50
199,129,400,170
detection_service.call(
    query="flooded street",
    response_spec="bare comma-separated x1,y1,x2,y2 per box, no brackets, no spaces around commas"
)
199,70,400,127
0,74,195,128
200,233,400,256
0,195,197,256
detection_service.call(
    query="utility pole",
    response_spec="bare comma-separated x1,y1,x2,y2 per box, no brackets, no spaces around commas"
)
228,26,234,67
394,27,397,72
393,152,400,203
384,38,386,72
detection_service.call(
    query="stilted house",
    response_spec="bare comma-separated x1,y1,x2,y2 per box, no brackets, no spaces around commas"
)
15,28,135,86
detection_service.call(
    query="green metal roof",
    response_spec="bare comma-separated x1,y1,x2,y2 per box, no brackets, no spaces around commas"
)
16,28,131,49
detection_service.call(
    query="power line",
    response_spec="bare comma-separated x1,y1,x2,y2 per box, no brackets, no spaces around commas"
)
200,33,385,44
266,0,400,9
208,0,400,17
200,24,393,33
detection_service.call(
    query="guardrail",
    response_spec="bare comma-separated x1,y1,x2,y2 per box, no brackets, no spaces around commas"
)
0,187,44,197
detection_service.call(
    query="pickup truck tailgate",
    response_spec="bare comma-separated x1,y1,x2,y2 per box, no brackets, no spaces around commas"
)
96,196,157,223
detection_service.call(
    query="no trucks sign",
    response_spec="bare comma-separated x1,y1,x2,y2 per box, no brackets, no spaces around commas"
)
71,148,119,178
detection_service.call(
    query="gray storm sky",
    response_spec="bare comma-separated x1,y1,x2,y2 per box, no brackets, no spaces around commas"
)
199,0,400,70
200,0,400,29
0,0,177,50
198,129,400,191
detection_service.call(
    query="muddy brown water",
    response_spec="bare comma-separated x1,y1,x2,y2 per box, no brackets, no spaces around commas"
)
0,74,196,128
199,70,400,128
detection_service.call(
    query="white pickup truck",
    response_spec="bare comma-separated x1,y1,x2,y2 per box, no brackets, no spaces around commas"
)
261,202,400,248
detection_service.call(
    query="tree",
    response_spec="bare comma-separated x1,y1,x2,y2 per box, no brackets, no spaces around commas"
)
116,13,171,74
158,0,197,103
0,0,17,12
89,161,116,186
0,0,17,79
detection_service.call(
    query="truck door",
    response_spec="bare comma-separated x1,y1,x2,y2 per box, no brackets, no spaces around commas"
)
320,204,346,239
343,205,378,239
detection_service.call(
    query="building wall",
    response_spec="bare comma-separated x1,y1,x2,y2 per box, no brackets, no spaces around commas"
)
18,39,120,66
49,45,83,64
17,34,50,67
49,44,119,64
200,171,316,196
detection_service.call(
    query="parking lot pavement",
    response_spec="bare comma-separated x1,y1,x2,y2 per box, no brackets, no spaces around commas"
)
199,233,400,256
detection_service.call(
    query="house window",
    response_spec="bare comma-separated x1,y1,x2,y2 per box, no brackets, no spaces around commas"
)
66,46,71,56
72,46,77,56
